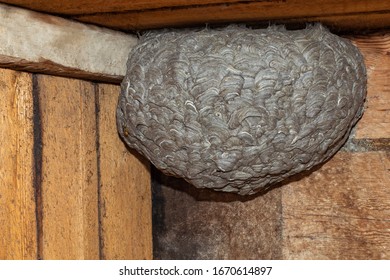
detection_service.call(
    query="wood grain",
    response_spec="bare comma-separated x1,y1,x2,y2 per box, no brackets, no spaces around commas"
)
3,0,390,32
97,84,152,260
0,69,37,259
0,0,262,14
278,12,390,33
282,152,390,259
73,0,390,31
0,69,153,259
351,35,390,139
37,75,100,259
0,4,136,83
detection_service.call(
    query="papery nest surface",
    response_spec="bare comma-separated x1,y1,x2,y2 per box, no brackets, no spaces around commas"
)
117,24,366,195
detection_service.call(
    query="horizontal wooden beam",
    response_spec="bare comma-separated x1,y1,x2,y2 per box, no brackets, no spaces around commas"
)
1,3,390,94
0,0,253,15
2,1,390,32
73,0,390,32
0,4,137,83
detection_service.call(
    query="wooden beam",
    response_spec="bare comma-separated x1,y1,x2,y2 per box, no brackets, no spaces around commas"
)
0,4,137,83
2,1,390,32
73,0,390,31
0,0,256,15
275,12,390,33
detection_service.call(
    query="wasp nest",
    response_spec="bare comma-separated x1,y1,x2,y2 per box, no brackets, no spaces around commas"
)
117,24,366,195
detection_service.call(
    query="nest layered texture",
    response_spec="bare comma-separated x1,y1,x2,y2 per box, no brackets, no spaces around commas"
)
117,24,366,195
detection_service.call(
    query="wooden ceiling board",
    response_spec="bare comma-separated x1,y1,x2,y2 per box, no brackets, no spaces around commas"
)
1,0,390,31
0,0,264,15
73,0,390,31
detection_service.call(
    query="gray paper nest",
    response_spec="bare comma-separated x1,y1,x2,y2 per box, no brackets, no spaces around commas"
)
117,24,366,195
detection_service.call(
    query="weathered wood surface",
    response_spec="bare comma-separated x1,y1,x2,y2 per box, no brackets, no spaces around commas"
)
0,69,152,259
282,152,390,259
152,172,283,259
153,150,390,260
98,84,152,260
75,1,390,32
352,35,390,139
0,69,37,259
2,0,390,32
0,0,253,14
153,151,390,259
37,75,100,259
0,3,137,83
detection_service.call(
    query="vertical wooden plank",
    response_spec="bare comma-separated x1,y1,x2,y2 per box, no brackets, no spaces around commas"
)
352,36,390,139
97,84,152,260
282,152,390,259
37,75,99,259
0,68,37,259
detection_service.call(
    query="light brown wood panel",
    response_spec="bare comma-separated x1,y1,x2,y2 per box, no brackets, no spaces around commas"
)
73,0,390,31
0,0,260,14
37,75,99,259
97,84,152,260
351,35,390,139
0,69,37,259
282,152,390,259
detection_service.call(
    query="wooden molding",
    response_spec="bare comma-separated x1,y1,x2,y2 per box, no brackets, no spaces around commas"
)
0,4,137,83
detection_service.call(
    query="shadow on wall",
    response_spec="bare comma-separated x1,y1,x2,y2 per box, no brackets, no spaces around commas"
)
151,161,325,260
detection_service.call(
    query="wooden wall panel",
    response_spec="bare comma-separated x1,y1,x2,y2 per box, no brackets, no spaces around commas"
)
282,152,390,259
152,172,282,260
153,148,390,260
0,69,37,259
153,151,390,260
0,70,152,259
36,75,99,259
97,84,152,260
352,35,390,139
